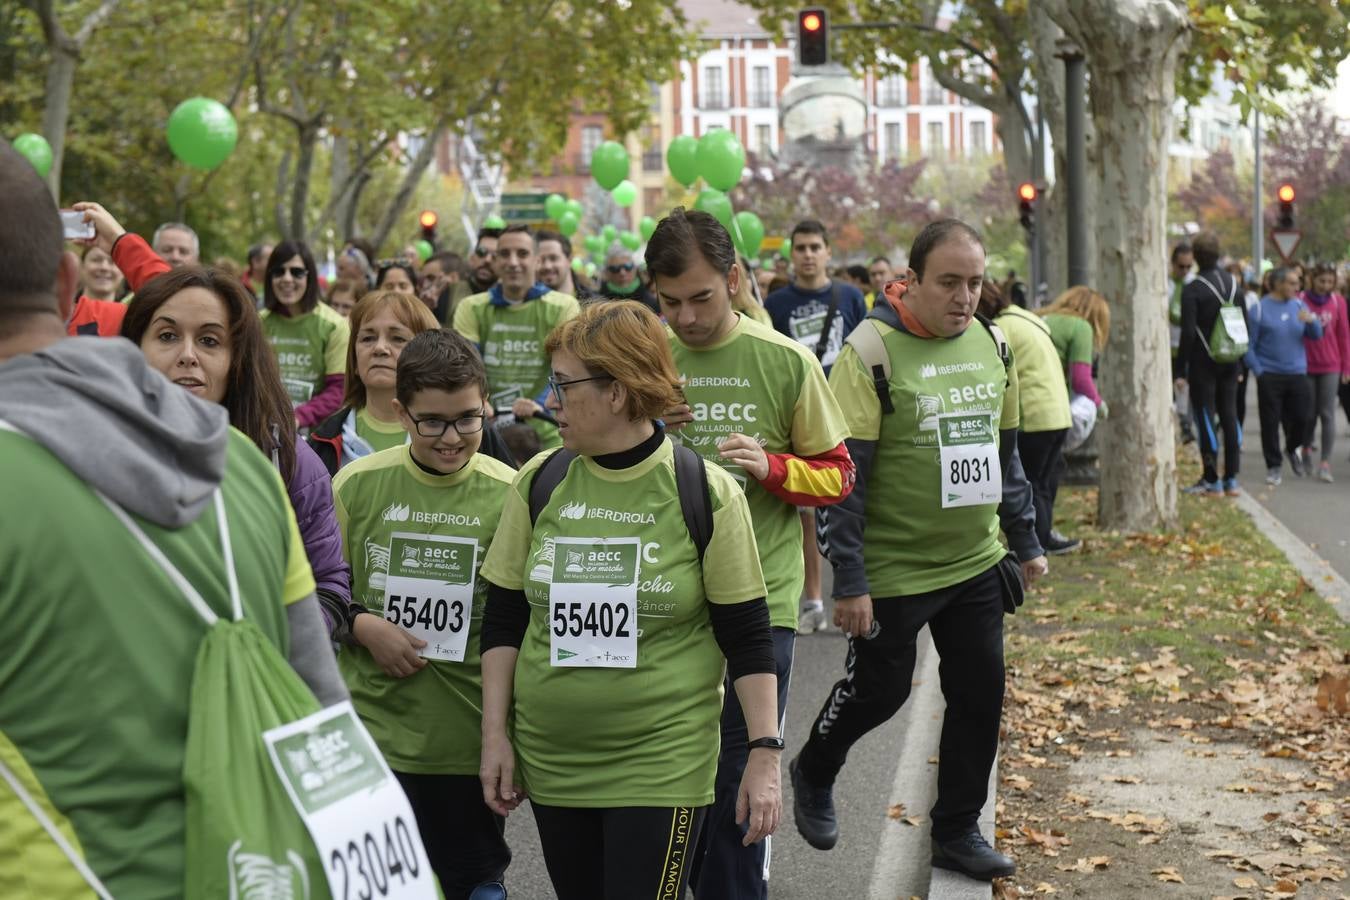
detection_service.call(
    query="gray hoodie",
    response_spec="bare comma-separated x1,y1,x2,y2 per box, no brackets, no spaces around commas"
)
0,337,347,704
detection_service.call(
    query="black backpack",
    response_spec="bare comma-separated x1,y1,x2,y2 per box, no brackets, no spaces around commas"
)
527,442,714,561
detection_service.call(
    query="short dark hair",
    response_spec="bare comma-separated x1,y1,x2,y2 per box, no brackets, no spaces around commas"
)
122,266,297,483
263,241,321,314
1171,242,1193,263
1271,266,1293,288
396,328,488,407
344,237,376,262
477,227,504,242
247,243,271,266
791,219,829,248
870,256,891,267
908,219,984,282
1192,232,1221,271
846,264,869,283
425,250,464,277
0,139,63,320
375,260,416,288
499,224,531,241
646,207,736,280
535,229,572,258
976,279,1011,319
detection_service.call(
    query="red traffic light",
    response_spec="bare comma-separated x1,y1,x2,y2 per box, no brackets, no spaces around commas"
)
1277,184,1295,203
802,12,821,31
1017,182,1037,202
419,210,438,229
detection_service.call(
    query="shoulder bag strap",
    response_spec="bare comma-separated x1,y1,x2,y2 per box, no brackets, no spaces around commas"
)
671,442,713,562
814,282,843,360
844,319,894,414
528,448,576,525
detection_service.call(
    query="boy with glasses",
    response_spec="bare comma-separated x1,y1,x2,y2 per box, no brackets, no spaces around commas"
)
332,328,516,900
598,244,658,313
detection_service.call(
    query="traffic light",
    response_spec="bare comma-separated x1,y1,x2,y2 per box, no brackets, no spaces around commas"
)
419,210,438,246
1017,182,1036,231
798,8,828,66
1276,184,1295,229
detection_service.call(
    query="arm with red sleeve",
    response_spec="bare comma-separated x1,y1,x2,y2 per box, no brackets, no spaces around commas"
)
110,233,172,293
760,442,854,507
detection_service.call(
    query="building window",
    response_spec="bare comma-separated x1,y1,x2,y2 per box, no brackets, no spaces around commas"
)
927,121,945,156
755,124,772,156
924,66,945,105
702,67,726,109
580,125,603,167
880,73,905,107
970,121,987,155
752,66,772,108
884,122,902,160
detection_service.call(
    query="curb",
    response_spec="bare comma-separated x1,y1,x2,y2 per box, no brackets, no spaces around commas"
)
1233,490,1350,624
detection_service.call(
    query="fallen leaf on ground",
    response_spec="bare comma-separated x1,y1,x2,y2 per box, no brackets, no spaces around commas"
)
1233,876,1258,889
1152,867,1185,883
1055,856,1111,873
887,803,905,820
1101,774,1142,784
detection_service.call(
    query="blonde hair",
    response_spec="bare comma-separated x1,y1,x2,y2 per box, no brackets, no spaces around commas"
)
545,300,683,421
1040,286,1110,353
344,290,439,409
730,259,769,324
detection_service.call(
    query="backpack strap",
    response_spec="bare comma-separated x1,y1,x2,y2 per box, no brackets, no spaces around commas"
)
843,319,894,414
528,448,577,525
671,443,713,562
814,282,843,361
975,312,1013,387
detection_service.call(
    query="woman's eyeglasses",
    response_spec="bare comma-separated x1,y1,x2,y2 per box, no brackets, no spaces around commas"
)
546,373,613,406
272,266,308,280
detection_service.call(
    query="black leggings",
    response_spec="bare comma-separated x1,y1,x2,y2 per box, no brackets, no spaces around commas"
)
394,772,509,900
532,802,708,900
1017,428,1067,548
1189,360,1242,482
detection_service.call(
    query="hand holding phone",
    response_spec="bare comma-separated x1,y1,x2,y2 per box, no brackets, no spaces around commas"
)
59,209,95,242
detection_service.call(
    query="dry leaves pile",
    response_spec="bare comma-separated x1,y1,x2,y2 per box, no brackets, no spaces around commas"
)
990,488,1350,897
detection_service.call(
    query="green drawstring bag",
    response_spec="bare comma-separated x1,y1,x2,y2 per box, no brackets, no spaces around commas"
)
101,491,327,898
1195,273,1248,365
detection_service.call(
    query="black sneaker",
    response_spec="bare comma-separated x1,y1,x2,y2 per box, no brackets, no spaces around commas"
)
789,755,838,850
1288,450,1306,478
931,831,1016,880
1043,534,1082,556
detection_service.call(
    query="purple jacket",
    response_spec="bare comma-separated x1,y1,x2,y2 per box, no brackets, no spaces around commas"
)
287,439,352,612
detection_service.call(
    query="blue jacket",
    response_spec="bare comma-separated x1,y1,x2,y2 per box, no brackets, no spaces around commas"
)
1245,296,1323,376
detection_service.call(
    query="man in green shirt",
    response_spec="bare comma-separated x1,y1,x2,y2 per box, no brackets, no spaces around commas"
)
453,225,580,449
333,329,516,899
652,208,855,900
791,219,1046,882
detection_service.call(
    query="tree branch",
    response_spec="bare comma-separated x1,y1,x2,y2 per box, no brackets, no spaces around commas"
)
73,0,121,47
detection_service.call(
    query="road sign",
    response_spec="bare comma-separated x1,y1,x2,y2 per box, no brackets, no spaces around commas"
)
1270,229,1302,263
500,191,550,224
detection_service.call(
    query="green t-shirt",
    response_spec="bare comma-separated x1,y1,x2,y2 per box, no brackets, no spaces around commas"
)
830,320,1020,597
0,428,313,900
356,407,409,454
333,447,515,775
668,314,850,629
480,440,766,807
261,303,350,405
1042,313,1094,377
996,306,1071,433
452,290,581,449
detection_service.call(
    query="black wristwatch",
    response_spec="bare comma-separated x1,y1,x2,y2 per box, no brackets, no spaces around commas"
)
747,736,785,752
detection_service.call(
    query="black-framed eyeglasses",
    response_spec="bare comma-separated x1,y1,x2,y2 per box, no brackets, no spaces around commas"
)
547,373,613,405
272,265,307,279
408,412,485,437
472,245,493,258
606,263,635,274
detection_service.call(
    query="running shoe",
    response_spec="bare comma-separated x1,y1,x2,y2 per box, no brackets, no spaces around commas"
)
1223,477,1241,496
1265,468,1282,486
1301,447,1314,473
1182,479,1222,496
1288,450,1306,478
798,603,828,633
1044,533,1082,555
1318,461,1334,483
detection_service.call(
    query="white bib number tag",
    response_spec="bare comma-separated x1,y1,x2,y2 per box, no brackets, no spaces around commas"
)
1218,305,1249,344
282,377,315,405
548,537,639,668
382,533,477,662
937,412,1002,508
265,702,437,900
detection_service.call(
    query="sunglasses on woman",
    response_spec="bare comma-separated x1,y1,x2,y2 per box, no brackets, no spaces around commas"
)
606,263,635,274
272,266,308,280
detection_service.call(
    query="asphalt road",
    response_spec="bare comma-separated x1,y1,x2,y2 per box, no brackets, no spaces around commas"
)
1232,378,1350,582
497,568,958,898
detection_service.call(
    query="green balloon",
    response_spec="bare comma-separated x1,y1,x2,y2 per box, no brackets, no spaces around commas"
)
166,97,238,171
695,188,734,228
12,133,52,178
732,211,765,257
545,193,567,220
585,235,606,256
779,240,792,260
602,224,617,243
611,179,637,208
558,211,580,236
666,135,700,188
639,216,657,241
572,257,586,273
413,239,433,263
483,214,506,230
565,199,584,218
620,231,642,251
590,141,629,190
585,262,598,278
697,129,746,192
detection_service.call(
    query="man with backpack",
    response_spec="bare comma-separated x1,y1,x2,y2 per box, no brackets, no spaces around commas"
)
1176,232,1249,496
790,219,1045,882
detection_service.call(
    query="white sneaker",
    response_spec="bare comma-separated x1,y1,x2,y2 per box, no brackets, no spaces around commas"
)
798,604,828,633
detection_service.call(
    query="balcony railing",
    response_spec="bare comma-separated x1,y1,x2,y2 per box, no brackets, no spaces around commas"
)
749,91,774,108
700,93,727,110
642,149,663,172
